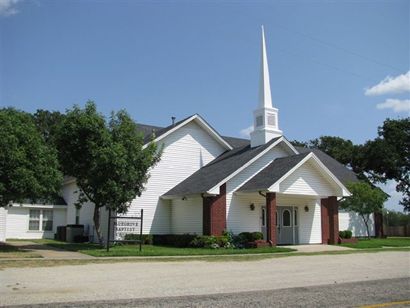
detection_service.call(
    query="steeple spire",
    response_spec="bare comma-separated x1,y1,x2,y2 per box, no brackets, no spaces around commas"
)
259,25,273,109
250,26,283,148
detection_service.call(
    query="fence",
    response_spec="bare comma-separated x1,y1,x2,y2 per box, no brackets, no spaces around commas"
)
385,225,410,237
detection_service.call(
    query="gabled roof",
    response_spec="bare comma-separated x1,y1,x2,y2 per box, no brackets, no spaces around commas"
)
141,114,233,151
136,117,249,149
238,151,351,197
162,136,296,197
294,147,358,185
238,152,310,192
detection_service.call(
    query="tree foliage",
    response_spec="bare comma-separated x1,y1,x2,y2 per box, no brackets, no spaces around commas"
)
56,101,161,243
0,108,63,206
293,118,409,211
32,109,65,147
340,182,388,238
355,118,409,210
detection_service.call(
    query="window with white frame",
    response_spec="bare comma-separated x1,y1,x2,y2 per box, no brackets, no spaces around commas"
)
29,209,53,231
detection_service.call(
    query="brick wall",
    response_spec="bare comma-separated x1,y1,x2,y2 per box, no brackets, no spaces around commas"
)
202,184,226,236
321,196,339,244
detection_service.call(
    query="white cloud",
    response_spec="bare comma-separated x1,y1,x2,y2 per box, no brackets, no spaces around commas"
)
0,0,20,16
376,98,410,114
365,71,410,96
239,125,253,138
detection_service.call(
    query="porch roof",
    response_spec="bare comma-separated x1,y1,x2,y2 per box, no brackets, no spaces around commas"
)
238,152,310,192
162,137,283,197
238,151,353,196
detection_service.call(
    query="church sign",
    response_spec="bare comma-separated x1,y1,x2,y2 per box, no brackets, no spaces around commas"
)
106,209,144,252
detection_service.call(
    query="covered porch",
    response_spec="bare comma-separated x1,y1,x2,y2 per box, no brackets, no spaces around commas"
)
233,152,351,246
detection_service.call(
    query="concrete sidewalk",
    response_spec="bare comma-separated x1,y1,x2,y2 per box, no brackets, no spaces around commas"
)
6,241,95,259
282,244,353,253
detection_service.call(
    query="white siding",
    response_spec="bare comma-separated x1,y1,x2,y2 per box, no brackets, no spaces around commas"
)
171,197,203,234
296,199,322,244
0,207,7,242
5,207,66,239
127,121,226,234
61,121,226,235
339,210,375,237
227,144,289,234
228,193,265,233
280,160,339,197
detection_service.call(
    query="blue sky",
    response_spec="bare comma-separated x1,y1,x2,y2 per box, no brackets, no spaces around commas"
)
0,0,409,210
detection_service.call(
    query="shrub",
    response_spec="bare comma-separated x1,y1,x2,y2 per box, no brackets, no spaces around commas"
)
152,234,198,247
189,235,229,248
236,232,264,244
124,234,153,245
339,230,353,239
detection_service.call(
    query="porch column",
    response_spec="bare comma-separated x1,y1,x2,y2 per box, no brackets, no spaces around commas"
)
321,196,339,244
202,184,226,236
266,192,277,246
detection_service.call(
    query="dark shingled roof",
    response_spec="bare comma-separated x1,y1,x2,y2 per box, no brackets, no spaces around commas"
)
238,152,311,192
162,137,282,197
137,114,249,149
139,115,194,144
20,196,67,206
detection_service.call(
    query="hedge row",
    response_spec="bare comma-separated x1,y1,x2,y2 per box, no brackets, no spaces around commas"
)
123,232,264,248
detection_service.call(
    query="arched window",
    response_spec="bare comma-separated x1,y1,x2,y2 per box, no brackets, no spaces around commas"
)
283,209,291,227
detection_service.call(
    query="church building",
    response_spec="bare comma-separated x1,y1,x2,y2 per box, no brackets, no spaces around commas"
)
0,28,375,244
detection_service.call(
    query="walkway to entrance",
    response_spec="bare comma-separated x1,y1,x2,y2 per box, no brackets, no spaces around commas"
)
281,244,353,253
6,240,95,259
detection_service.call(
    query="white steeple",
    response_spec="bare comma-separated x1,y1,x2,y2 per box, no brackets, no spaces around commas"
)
250,26,282,148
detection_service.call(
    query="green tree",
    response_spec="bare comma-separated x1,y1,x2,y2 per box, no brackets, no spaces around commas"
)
33,109,65,146
0,108,63,207
340,182,388,238
308,136,356,166
56,102,161,244
354,118,410,211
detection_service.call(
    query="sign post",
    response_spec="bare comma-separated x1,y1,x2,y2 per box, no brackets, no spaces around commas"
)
106,209,144,252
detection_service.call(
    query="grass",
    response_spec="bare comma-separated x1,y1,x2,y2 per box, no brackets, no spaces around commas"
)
0,243,42,259
0,246,408,270
339,237,410,249
32,239,295,257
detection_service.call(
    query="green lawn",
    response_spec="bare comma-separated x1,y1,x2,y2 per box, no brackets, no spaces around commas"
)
0,243,42,259
340,237,410,249
33,239,295,257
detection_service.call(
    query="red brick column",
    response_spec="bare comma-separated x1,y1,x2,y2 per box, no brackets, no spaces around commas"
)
202,184,226,236
328,196,339,244
321,198,330,244
266,192,277,246
321,196,339,244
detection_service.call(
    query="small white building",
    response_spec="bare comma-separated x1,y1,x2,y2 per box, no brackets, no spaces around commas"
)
0,28,375,244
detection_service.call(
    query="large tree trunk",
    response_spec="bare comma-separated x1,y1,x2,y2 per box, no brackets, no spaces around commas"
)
93,205,103,246
361,213,370,239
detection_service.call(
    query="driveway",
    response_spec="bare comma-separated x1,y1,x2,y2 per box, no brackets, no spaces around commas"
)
0,251,409,306
6,241,94,259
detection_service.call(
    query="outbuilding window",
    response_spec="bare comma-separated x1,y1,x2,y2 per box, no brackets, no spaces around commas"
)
29,209,53,232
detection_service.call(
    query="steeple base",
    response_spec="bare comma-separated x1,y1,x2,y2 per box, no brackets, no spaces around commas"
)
250,128,282,148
